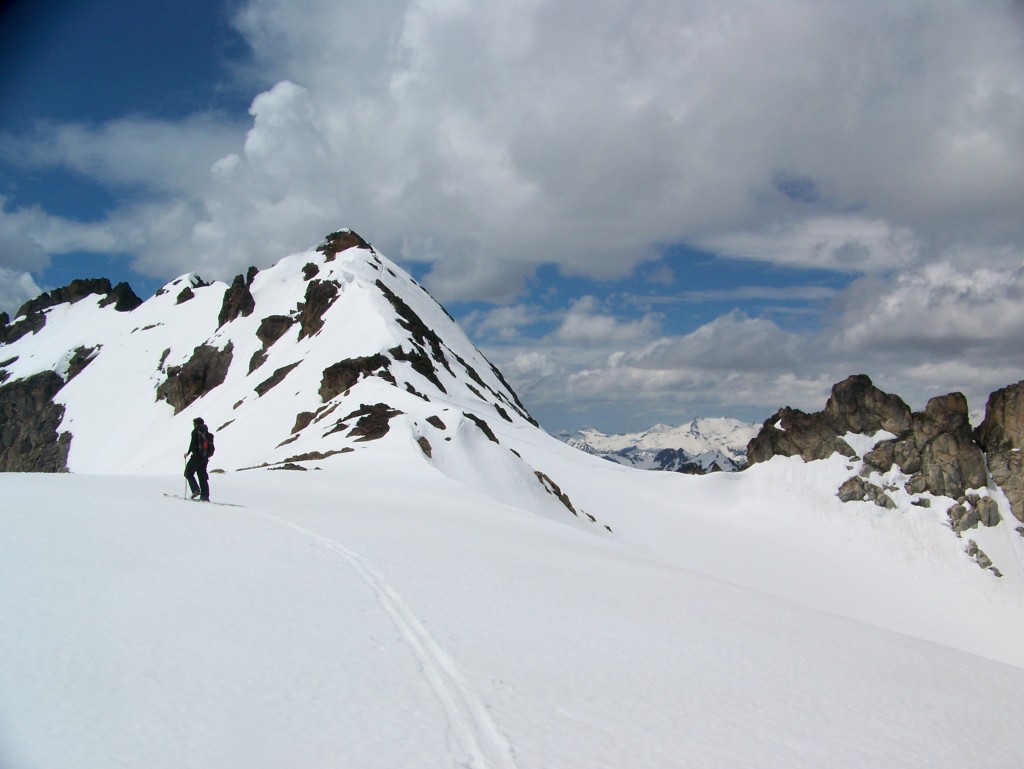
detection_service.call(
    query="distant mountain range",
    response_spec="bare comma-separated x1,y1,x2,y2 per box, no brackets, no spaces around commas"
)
560,418,759,473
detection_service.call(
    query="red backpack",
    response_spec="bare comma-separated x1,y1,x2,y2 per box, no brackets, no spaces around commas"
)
200,429,215,458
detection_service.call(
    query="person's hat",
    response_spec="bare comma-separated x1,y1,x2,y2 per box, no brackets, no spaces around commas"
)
193,417,205,426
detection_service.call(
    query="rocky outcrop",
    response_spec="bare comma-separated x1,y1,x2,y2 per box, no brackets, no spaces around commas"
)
975,380,1024,522
0,355,18,385
1,279,141,345
248,314,296,373
0,370,71,472
16,278,142,317
254,362,301,398
327,403,403,441
296,280,340,340
156,343,234,414
218,267,258,328
319,355,395,403
748,375,912,463
317,229,371,260
65,346,99,382
748,374,990,505
861,392,987,499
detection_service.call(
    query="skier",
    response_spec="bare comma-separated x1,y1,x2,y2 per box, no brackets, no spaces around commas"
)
184,417,212,501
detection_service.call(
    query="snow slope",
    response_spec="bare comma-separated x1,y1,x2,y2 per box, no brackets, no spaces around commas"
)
4,466,1024,769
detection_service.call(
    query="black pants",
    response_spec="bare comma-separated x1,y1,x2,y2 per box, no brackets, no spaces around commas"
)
185,454,210,499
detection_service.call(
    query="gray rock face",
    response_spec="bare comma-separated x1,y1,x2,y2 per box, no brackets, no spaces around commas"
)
319,355,395,403
218,269,258,328
749,375,989,503
156,343,234,414
296,280,340,340
975,380,1024,522
866,392,989,499
0,370,71,472
317,230,371,260
747,375,911,464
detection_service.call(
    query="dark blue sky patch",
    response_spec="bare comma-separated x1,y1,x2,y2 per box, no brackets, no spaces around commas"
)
0,0,251,126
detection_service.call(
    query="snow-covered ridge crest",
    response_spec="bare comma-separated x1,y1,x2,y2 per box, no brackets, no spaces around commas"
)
0,229,607,531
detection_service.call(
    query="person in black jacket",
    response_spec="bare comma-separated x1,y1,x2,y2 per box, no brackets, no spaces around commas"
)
184,417,211,501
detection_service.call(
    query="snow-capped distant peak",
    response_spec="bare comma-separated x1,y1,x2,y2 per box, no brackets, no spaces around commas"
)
562,417,759,473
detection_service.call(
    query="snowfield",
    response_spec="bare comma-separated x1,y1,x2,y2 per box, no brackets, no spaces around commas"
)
3,450,1024,768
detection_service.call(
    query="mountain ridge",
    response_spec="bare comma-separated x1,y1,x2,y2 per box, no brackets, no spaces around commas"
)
0,230,609,532
561,417,758,473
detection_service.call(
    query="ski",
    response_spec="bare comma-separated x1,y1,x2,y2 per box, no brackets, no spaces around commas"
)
163,493,244,508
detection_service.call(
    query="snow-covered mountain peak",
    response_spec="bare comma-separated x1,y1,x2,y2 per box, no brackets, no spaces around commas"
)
563,416,758,472
0,230,613,532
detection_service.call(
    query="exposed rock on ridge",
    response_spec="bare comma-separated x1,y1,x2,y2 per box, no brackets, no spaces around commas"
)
748,375,990,503
1,279,141,344
157,343,235,414
747,374,911,463
975,380,1024,523
218,267,258,327
748,374,1023,574
0,371,71,471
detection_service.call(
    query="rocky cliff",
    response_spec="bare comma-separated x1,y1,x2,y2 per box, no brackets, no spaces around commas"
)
748,374,1024,573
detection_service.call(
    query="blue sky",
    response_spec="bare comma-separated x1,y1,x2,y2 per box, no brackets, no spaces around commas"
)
2,0,1023,433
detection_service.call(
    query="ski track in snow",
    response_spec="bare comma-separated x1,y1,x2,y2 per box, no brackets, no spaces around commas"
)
244,508,518,769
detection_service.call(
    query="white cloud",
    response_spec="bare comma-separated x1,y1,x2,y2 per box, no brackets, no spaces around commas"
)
832,262,1024,349
0,199,117,268
699,217,922,273
0,268,42,319
3,0,1023,430
0,115,241,194
555,296,662,345
10,0,1024,295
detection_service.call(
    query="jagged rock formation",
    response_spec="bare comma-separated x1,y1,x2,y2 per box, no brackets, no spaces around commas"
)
749,374,1023,573
249,314,296,373
0,278,141,344
748,375,911,463
861,392,987,499
156,343,235,414
975,380,1024,523
16,278,142,316
317,229,371,259
319,355,394,402
749,375,989,502
0,371,71,471
218,267,258,327
296,280,340,339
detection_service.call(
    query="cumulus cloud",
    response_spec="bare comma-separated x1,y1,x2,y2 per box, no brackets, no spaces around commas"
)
555,296,662,345
9,0,1024,293
2,0,1022,429
0,115,242,193
700,217,922,274
0,267,42,318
